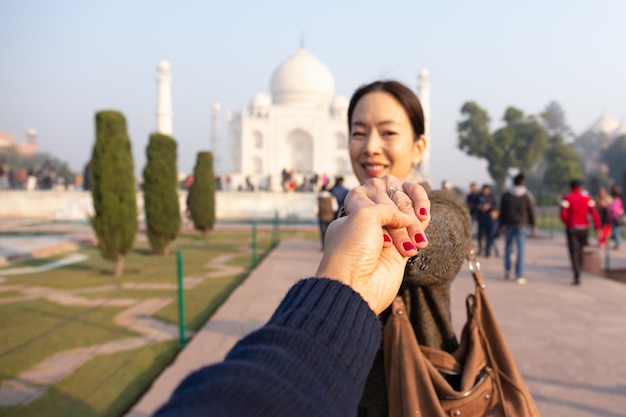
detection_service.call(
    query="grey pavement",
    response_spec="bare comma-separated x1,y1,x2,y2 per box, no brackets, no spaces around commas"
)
127,232,626,417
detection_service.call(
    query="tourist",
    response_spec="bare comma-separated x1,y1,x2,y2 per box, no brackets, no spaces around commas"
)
154,189,429,417
597,186,613,248
328,176,349,217
245,175,255,191
608,184,624,250
466,181,480,231
343,80,471,416
477,184,497,256
488,206,501,257
499,173,536,284
560,179,601,285
315,184,338,250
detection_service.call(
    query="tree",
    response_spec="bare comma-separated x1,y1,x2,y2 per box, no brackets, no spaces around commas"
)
602,135,626,184
537,102,583,196
495,107,548,177
542,134,584,193
457,102,548,192
143,133,181,255
189,151,216,237
540,101,570,138
90,110,137,276
457,102,507,189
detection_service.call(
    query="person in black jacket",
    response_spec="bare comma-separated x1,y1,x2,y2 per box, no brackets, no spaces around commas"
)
477,184,497,256
499,173,536,284
153,183,431,417
466,181,480,231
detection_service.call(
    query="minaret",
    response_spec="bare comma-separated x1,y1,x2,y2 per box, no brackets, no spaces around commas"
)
156,60,173,135
211,103,222,173
417,68,431,184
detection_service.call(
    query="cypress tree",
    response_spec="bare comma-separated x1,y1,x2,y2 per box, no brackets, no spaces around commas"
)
90,110,137,276
189,151,216,237
143,133,181,255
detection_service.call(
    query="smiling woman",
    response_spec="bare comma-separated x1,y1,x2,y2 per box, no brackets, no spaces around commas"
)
348,81,427,185
343,80,473,417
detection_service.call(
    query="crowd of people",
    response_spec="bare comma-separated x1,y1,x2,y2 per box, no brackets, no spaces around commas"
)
208,170,341,193
0,159,83,191
465,175,624,286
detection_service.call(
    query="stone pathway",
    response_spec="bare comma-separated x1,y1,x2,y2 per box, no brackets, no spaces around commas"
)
0,253,88,277
0,252,247,407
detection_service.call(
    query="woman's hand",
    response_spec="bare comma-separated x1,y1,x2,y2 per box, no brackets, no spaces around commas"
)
342,175,430,257
315,202,423,315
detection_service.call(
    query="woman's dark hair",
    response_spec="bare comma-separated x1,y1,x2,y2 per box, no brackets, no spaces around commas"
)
611,184,622,197
347,80,425,140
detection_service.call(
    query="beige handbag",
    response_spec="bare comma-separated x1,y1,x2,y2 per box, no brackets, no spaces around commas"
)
384,251,541,417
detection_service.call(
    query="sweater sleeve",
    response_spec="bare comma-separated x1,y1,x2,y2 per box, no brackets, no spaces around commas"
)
153,278,381,417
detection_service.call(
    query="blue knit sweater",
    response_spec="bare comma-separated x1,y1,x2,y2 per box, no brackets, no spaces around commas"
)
154,278,382,417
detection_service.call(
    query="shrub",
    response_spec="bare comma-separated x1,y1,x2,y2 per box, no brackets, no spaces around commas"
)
143,133,181,254
90,110,137,276
189,151,216,237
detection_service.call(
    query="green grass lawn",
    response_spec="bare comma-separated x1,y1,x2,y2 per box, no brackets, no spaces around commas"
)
0,226,317,417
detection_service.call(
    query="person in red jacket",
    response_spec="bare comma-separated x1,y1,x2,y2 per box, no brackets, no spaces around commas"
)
560,179,601,285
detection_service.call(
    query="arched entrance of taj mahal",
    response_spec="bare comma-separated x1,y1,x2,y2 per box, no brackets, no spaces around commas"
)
285,129,313,173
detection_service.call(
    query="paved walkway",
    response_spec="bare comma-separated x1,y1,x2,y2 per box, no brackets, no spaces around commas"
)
126,233,626,417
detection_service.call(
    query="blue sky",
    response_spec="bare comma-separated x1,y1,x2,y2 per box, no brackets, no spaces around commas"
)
2,0,625,189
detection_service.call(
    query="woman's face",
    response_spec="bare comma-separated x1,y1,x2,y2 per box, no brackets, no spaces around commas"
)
349,91,425,184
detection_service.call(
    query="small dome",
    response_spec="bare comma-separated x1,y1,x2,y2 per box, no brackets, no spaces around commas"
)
330,94,349,116
251,92,271,109
270,48,335,107
419,68,430,79
612,121,626,138
590,112,619,136
250,92,271,116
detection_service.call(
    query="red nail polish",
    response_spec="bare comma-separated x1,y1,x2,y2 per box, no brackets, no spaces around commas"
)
415,233,426,243
383,234,392,243
419,208,428,216
403,241,416,251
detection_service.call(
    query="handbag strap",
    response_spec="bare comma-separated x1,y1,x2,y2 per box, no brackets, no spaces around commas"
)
467,245,540,416
466,245,514,417
466,246,486,289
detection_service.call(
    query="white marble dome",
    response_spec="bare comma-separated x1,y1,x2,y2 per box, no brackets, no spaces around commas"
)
270,48,335,107
590,112,620,136
251,92,271,116
612,121,626,138
252,92,271,108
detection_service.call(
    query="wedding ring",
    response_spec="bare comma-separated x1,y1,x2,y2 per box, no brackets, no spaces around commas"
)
388,184,406,199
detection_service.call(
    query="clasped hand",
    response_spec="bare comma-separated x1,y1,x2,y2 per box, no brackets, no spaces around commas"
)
315,175,430,314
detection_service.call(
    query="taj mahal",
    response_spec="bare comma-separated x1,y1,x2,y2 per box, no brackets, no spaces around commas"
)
157,48,432,191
